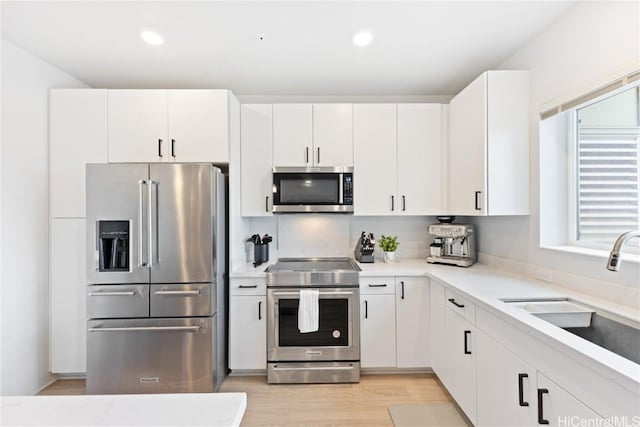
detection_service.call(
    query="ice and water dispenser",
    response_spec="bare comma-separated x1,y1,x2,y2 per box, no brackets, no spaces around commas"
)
97,220,130,272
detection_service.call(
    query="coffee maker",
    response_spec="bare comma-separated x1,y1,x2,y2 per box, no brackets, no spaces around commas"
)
427,221,476,267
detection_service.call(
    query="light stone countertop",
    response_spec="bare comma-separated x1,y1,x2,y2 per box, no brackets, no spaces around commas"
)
231,258,640,388
0,392,247,427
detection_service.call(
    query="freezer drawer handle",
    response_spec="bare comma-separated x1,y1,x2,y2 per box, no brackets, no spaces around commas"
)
88,291,137,297
272,365,354,371
88,325,201,332
154,290,201,296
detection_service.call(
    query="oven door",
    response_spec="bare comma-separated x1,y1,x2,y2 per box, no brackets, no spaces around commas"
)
267,287,359,362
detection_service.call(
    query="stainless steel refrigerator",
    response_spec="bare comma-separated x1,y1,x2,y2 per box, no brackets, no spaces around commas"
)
85,163,225,394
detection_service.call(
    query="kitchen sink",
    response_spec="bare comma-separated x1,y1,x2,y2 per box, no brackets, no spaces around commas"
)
502,298,640,364
502,298,594,327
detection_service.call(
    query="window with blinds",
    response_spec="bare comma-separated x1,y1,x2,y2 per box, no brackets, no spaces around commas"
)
575,86,640,247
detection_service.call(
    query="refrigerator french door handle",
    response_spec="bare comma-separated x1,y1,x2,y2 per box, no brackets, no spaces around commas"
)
138,180,147,267
148,180,158,267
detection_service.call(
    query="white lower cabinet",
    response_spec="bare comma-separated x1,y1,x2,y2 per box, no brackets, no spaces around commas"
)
429,280,446,374
395,277,429,368
536,373,603,427
476,330,537,426
50,218,86,373
229,279,267,371
443,307,476,424
360,277,397,368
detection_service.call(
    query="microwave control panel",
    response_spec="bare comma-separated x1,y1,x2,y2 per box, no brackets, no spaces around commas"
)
343,174,353,205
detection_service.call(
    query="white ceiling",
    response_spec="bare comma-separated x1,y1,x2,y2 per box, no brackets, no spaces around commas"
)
1,1,576,96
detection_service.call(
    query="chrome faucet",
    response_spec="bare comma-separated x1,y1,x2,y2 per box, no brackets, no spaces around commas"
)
607,231,640,271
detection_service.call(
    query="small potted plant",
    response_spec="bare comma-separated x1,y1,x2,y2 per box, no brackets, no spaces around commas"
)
379,235,399,263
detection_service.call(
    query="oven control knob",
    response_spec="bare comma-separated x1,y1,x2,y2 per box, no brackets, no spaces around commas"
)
332,330,341,339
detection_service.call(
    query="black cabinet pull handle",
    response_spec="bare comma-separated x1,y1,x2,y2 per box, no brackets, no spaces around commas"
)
368,284,387,288
306,147,309,164
518,373,529,407
258,301,262,320
158,139,163,158
391,195,395,211
317,147,320,164
238,285,258,289
448,298,465,308
463,330,471,354
401,281,405,299
538,388,549,424
171,139,175,157
402,195,406,211
475,191,482,211
265,196,269,212
364,300,368,319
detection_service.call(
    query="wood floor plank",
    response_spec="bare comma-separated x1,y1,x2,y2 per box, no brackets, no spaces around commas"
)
39,373,452,426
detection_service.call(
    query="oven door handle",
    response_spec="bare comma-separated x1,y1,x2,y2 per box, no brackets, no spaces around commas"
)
271,291,355,297
271,365,355,371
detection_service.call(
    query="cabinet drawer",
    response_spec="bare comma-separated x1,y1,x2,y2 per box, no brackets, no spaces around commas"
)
87,285,149,319
445,288,475,324
151,283,213,317
360,277,396,295
230,278,266,296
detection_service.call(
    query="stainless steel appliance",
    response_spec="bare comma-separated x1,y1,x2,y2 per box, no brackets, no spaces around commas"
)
426,223,476,267
354,231,375,263
272,167,353,213
85,163,225,394
265,258,361,383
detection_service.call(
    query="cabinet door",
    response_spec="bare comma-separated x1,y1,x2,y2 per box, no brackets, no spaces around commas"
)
50,218,86,373
50,89,108,218
241,104,273,216
429,280,446,375
536,373,603,426
397,104,443,215
443,308,476,424
107,90,168,163
476,330,537,427
360,294,396,368
273,104,312,166
312,104,353,166
353,104,398,215
396,277,430,368
229,295,267,370
448,73,487,216
167,90,229,163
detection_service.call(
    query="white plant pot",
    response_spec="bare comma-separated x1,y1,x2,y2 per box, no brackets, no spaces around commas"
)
383,251,396,263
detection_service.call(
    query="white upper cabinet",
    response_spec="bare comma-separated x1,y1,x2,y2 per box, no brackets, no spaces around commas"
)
397,104,443,215
108,90,168,163
50,89,108,218
166,90,229,163
353,104,398,215
355,103,443,215
241,104,273,216
272,104,353,167
312,104,353,166
448,70,529,216
272,104,313,166
108,90,230,163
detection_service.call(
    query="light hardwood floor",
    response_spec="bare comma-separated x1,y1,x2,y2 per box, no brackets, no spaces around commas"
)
40,374,453,426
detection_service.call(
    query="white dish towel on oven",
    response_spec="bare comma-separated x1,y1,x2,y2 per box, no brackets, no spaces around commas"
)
298,289,319,333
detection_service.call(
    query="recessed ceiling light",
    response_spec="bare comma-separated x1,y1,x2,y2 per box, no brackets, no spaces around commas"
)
140,30,164,46
352,31,373,47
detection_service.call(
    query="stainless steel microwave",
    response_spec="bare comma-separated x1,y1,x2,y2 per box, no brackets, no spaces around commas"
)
272,167,353,213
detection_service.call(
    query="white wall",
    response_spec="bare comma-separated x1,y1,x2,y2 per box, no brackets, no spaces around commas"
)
238,215,433,266
469,2,640,298
1,39,87,395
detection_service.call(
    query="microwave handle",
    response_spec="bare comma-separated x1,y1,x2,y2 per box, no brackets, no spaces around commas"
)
339,173,344,204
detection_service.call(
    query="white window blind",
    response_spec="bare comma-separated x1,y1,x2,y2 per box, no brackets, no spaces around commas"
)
576,87,640,246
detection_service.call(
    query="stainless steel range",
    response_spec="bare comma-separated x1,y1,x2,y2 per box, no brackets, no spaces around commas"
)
265,257,361,384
